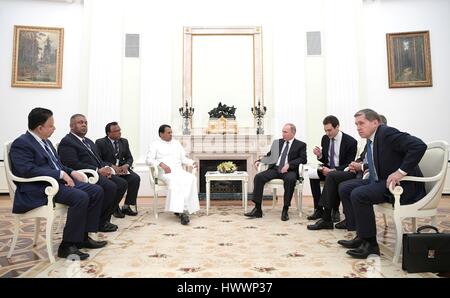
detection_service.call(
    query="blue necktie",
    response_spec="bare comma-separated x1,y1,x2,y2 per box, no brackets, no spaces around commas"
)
42,140,61,170
367,139,377,183
329,138,335,169
278,141,289,171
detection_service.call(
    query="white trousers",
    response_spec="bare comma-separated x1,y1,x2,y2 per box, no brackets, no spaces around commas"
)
159,168,200,214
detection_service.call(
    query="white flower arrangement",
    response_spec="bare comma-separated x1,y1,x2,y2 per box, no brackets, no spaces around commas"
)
217,161,237,173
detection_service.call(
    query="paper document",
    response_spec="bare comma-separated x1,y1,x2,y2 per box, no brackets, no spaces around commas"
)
306,165,320,179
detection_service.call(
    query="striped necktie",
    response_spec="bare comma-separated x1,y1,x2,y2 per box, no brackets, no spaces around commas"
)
278,141,289,172
114,140,119,159
329,138,335,169
42,140,61,170
82,138,103,167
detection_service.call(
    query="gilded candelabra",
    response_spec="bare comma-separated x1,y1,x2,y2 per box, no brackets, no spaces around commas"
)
179,100,194,135
251,100,267,135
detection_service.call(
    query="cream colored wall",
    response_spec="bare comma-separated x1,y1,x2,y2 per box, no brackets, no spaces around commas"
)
121,58,141,159
305,57,326,163
0,0,84,159
361,0,450,144
191,35,254,129
1,0,450,195
120,0,311,158
302,0,326,164
120,4,143,161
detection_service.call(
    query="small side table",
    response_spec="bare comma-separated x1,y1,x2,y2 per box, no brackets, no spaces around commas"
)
205,171,249,215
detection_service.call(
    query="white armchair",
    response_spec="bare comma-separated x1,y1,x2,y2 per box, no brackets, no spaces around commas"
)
372,141,449,263
148,164,197,219
257,163,305,217
4,141,99,263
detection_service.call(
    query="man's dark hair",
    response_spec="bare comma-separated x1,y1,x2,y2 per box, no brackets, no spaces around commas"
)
158,124,171,136
28,107,53,130
379,114,387,125
105,121,119,135
354,109,381,122
70,113,86,124
323,115,340,128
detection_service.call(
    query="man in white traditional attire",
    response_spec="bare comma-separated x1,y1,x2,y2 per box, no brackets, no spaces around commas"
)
146,124,200,225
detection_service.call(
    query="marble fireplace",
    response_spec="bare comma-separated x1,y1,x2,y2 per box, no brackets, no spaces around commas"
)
175,133,273,198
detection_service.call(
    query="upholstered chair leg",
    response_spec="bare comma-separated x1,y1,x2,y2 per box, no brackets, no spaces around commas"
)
7,217,20,258
46,217,55,263
393,216,403,263
411,218,417,232
272,188,277,209
154,192,159,219
296,186,303,217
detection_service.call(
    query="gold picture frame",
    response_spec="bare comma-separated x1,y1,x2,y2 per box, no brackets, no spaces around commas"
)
386,31,432,88
12,25,64,88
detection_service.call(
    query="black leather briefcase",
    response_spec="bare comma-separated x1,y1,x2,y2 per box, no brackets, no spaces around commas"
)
402,225,450,273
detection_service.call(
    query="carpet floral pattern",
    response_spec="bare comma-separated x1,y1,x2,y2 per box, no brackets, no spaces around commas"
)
1,203,448,278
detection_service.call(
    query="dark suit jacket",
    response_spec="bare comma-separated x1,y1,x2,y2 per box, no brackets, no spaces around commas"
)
58,133,108,170
95,136,134,168
373,125,427,204
318,132,357,171
9,131,74,213
259,138,307,178
356,142,367,163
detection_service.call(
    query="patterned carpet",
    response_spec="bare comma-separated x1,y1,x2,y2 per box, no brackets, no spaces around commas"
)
1,198,449,278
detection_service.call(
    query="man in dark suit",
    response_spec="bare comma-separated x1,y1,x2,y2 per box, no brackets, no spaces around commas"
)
95,122,140,216
307,115,357,222
245,123,307,221
307,115,388,231
9,108,106,260
58,114,127,233
307,146,366,231
337,109,426,259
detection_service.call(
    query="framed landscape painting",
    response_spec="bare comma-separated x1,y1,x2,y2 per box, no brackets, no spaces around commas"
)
11,25,64,88
386,31,432,88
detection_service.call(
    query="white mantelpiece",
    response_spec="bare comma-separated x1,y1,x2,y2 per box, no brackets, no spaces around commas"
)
175,133,273,192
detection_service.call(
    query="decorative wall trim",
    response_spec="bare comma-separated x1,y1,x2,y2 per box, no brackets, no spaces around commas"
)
183,26,264,121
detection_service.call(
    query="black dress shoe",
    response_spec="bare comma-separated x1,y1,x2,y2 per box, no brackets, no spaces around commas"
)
58,244,89,260
76,236,107,249
99,222,118,232
180,213,190,225
307,219,334,230
307,209,323,220
332,210,340,223
281,208,289,221
334,219,347,230
346,241,380,259
122,206,138,216
338,236,363,249
113,207,125,218
244,207,263,218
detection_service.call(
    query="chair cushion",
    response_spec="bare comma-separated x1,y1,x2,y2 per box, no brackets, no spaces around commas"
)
267,179,300,185
375,202,394,210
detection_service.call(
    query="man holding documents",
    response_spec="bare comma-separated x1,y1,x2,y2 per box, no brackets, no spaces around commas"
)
307,116,357,225
96,122,140,217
